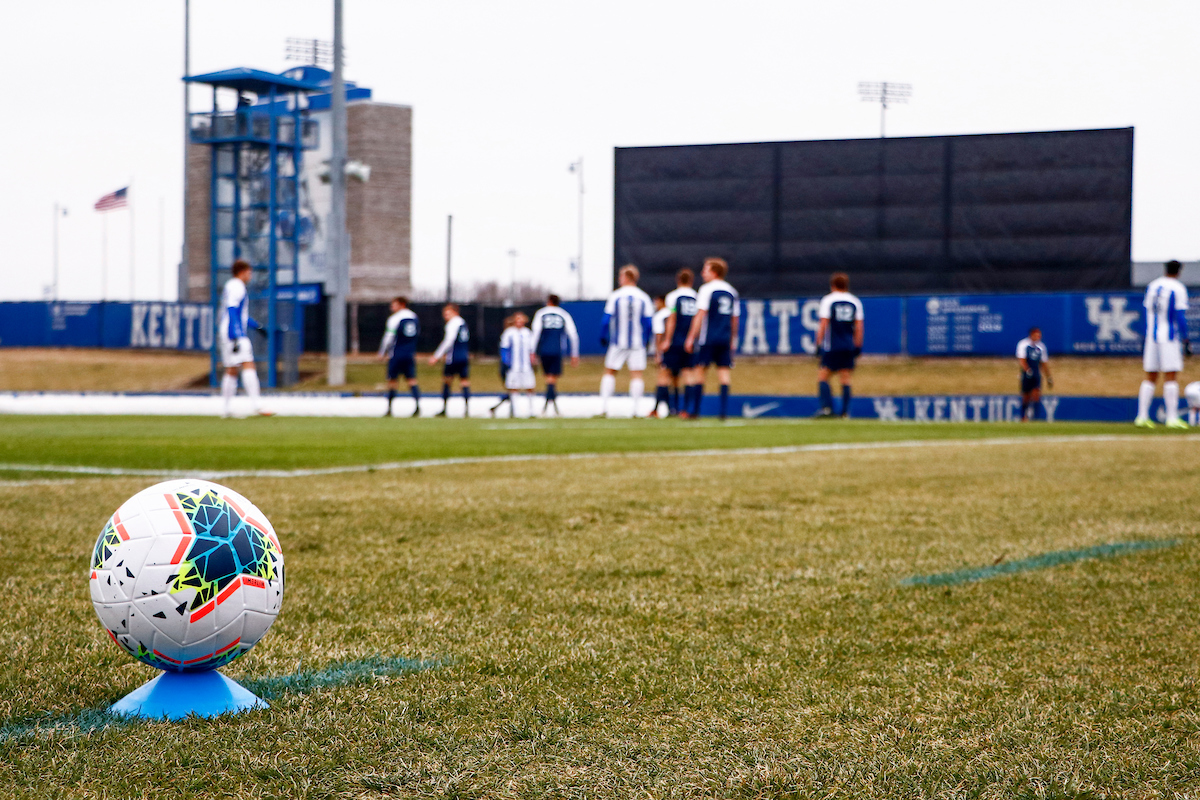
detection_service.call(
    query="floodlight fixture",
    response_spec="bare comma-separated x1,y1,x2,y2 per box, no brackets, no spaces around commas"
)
857,81,912,138
286,37,334,68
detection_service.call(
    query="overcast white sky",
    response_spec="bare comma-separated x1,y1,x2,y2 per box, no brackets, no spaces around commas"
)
1,0,1197,301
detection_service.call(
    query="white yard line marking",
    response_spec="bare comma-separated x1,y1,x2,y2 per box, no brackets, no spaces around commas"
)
0,434,1191,481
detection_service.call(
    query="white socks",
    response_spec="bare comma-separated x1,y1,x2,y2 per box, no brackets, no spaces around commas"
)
630,377,644,416
222,373,238,416
1165,381,1179,423
241,368,261,412
600,374,616,413
1137,380,1155,420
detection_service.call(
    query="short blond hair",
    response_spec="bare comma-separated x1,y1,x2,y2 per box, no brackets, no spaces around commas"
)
619,264,640,284
704,257,728,279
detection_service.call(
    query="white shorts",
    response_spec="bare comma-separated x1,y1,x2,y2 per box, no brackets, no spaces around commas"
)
220,335,254,368
505,369,535,390
1143,340,1183,373
604,345,647,372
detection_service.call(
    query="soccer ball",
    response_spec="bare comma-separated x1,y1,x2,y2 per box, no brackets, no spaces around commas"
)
90,479,284,672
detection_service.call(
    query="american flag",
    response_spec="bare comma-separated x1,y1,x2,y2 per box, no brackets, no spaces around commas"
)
94,187,128,212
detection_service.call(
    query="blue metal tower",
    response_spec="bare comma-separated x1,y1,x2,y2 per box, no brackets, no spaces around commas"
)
184,68,320,387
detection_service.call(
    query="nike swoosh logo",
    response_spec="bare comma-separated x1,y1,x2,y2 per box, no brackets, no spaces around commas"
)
741,401,781,419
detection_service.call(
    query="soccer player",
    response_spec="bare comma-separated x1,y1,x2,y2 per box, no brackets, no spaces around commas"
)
1016,327,1053,422
218,259,272,418
500,312,537,418
428,303,471,417
377,296,421,418
598,265,655,417
1185,381,1200,426
684,257,739,421
650,294,671,417
530,294,580,417
1136,260,1190,429
490,314,515,417
813,272,864,419
663,269,698,417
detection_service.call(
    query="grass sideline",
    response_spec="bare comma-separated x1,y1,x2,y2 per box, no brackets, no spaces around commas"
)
0,347,1153,396
1,431,1199,796
0,415,1166,473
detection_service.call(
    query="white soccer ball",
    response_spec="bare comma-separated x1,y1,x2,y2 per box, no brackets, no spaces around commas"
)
90,479,284,672
1186,381,1200,409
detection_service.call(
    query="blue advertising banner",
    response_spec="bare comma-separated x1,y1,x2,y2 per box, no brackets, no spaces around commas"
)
705,394,1156,423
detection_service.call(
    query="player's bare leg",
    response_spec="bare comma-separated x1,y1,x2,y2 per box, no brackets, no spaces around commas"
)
542,374,560,417
596,368,617,418
838,368,853,419
629,370,645,417
813,366,835,419
1163,370,1187,428
716,366,732,421
650,364,670,418
1136,370,1159,428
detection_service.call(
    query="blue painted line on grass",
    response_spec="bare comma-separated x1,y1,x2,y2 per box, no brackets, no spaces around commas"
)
901,539,1180,587
0,655,439,740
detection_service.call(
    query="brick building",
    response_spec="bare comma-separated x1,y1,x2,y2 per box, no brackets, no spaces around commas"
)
183,66,411,306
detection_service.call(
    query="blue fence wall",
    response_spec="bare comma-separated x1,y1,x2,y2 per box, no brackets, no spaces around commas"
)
2,290,1188,358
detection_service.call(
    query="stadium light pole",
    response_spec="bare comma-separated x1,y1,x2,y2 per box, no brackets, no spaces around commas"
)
507,248,517,306
181,0,189,302
52,202,66,301
569,158,583,299
327,0,349,386
857,81,911,138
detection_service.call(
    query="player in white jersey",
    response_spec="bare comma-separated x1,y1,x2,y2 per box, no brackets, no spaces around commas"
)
500,312,537,418
649,295,671,417
428,303,472,417
1136,260,1190,428
597,264,655,417
217,260,271,418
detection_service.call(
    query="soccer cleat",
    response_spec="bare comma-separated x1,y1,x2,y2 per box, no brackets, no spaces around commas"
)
411,406,420,418
839,412,849,420
1134,417,1155,428
383,408,392,418
435,409,447,418
257,410,276,417
812,408,834,419
678,411,691,420
593,412,607,419
647,409,660,418
1166,418,1189,430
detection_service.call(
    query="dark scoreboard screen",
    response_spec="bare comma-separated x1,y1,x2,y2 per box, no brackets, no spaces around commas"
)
614,128,1133,296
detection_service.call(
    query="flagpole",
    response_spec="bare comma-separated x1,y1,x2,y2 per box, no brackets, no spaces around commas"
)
159,196,165,300
128,182,135,300
101,214,108,302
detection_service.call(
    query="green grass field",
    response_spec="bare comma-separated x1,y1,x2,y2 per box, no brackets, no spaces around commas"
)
2,418,1200,798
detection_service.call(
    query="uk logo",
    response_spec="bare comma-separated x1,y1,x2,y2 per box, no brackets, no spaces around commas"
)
1084,297,1139,342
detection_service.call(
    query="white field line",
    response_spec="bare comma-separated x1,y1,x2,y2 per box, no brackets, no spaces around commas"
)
0,434,1192,482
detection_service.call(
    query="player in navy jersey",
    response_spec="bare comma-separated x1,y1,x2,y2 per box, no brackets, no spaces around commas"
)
684,257,739,421
650,295,671,417
428,303,471,417
1016,327,1053,422
377,296,421,417
662,269,698,417
530,294,580,417
814,272,864,419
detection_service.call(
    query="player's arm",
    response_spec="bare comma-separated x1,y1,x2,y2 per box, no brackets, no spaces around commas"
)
853,320,864,349
428,322,455,365
1175,289,1190,354
499,331,512,368
565,313,580,366
599,296,615,347
1041,346,1053,388
731,297,740,345
377,321,397,361
684,310,705,353
664,311,677,344
814,319,828,354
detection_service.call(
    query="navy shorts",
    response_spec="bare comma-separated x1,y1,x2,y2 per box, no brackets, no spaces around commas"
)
1020,373,1041,394
539,354,563,376
820,349,856,372
661,345,692,375
387,354,416,381
443,361,469,379
696,342,733,369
